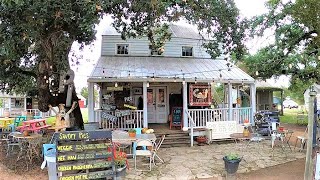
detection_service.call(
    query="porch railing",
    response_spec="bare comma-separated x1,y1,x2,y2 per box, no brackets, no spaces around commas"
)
187,107,252,128
94,109,143,130
26,109,51,118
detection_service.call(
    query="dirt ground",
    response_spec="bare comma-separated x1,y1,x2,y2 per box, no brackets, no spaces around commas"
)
0,123,307,180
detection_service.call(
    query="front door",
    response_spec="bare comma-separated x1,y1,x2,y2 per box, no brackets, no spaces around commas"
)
147,87,167,123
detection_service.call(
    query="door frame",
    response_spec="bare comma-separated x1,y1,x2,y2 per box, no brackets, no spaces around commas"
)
147,85,169,123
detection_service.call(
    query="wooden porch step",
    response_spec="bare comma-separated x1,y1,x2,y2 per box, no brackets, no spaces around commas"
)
161,140,191,148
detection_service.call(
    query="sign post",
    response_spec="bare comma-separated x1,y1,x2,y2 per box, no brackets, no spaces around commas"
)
305,89,316,180
54,130,115,180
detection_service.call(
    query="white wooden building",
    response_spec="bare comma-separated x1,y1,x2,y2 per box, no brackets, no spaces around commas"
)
87,24,256,130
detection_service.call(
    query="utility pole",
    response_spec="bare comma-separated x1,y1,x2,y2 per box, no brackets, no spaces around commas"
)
304,88,317,180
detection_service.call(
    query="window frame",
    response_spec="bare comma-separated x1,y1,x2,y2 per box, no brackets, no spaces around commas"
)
181,46,194,57
115,44,130,55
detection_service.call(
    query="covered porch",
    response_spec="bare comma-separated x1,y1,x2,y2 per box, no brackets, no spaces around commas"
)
87,56,256,130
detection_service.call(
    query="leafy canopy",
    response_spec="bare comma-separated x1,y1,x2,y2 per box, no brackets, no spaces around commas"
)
243,0,320,86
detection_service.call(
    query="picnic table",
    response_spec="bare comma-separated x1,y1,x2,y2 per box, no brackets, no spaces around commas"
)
0,118,14,130
17,119,51,133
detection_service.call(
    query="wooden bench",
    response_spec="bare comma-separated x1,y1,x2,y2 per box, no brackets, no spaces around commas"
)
205,121,244,143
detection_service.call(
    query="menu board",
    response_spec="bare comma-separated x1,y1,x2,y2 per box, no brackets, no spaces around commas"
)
54,130,115,180
172,107,183,126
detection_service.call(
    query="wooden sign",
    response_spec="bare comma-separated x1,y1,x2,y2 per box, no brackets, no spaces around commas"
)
55,130,115,180
115,110,131,117
124,96,133,102
101,111,117,122
102,105,116,111
124,104,137,110
189,84,212,106
172,107,183,126
107,86,123,91
59,170,113,180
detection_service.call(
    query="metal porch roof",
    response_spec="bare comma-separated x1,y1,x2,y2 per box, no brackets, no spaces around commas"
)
88,56,255,83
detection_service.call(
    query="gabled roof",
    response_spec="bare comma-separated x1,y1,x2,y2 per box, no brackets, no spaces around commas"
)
88,56,255,83
102,24,202,40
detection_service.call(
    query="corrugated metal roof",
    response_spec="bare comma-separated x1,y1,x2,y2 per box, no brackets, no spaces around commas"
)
88,56,254,83
256,80,283,91
102,24,202,39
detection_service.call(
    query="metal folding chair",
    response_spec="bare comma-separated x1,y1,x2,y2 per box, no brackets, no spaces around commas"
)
134,139,154,171
152,135,165,165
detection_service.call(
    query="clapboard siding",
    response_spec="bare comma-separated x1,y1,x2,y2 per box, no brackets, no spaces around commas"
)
101,35,212,58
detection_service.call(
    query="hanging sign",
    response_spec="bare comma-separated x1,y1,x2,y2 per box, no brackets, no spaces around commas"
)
102,105,116,111
124,104,137,110
124,96,133,102
101,111,117,122
115,110,131,117
189,84,212,106
107,87,123,91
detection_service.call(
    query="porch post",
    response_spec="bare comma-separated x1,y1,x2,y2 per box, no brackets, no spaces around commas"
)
24,97,27,111
143,82,148,128
98,85,103,109
88,82,95,123
183,82,188,128
228,83,232,121
250,83,256,124
8,98,11,112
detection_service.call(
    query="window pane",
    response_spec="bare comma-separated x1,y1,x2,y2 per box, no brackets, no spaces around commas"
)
117,44,129,54
182,47,193,56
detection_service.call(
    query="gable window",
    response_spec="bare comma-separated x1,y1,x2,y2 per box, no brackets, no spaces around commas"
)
116,44,129,55
182,46,193,57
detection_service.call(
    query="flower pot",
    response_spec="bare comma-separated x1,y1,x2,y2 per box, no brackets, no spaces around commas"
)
23,130,29,137
196,136,207,144
223,156,241,174
116,165,127,177
128,132,136,137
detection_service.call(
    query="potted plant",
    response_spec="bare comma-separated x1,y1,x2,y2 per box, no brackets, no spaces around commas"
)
114,151,128,177
196,136,207,144
223,153,241,174
128,129,136,137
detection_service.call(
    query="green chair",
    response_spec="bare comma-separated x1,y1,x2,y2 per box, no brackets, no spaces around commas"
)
9,116,27,132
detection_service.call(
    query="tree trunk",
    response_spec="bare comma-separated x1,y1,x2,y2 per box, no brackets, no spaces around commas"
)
37,61,84,130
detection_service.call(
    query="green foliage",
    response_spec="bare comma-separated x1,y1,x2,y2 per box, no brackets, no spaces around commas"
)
128,129,136,133
225,153,240,161
80,87,98,102
244,0,320,89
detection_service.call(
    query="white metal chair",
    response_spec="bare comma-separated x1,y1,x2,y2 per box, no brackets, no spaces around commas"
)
134,139,154,171
294,127,308,151
152,135,165,165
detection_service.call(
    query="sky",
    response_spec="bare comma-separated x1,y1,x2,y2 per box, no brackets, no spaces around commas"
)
70,0,290,91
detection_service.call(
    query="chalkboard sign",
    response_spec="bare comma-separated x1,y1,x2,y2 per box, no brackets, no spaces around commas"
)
171,107,183,129
54,130,115,180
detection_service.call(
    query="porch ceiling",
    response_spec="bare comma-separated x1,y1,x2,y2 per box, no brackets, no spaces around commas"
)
88,56,255,83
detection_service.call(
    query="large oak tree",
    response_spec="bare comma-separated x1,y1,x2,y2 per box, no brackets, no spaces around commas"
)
0,0,247,129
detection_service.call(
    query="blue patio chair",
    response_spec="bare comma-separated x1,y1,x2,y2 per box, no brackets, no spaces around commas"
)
8,116,27,132
132,128,146,155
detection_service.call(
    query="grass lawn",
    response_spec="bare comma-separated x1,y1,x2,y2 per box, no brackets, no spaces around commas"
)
46,108,89,125
280,108,308,125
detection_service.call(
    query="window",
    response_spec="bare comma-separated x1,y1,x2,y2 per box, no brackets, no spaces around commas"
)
182,46,193,57
116,44,129,55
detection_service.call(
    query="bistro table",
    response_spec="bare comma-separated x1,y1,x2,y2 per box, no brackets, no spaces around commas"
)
112,132,157,143
13,133,43,163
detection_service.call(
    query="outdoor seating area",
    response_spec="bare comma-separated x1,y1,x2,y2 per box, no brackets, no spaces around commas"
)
125,139,305,179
